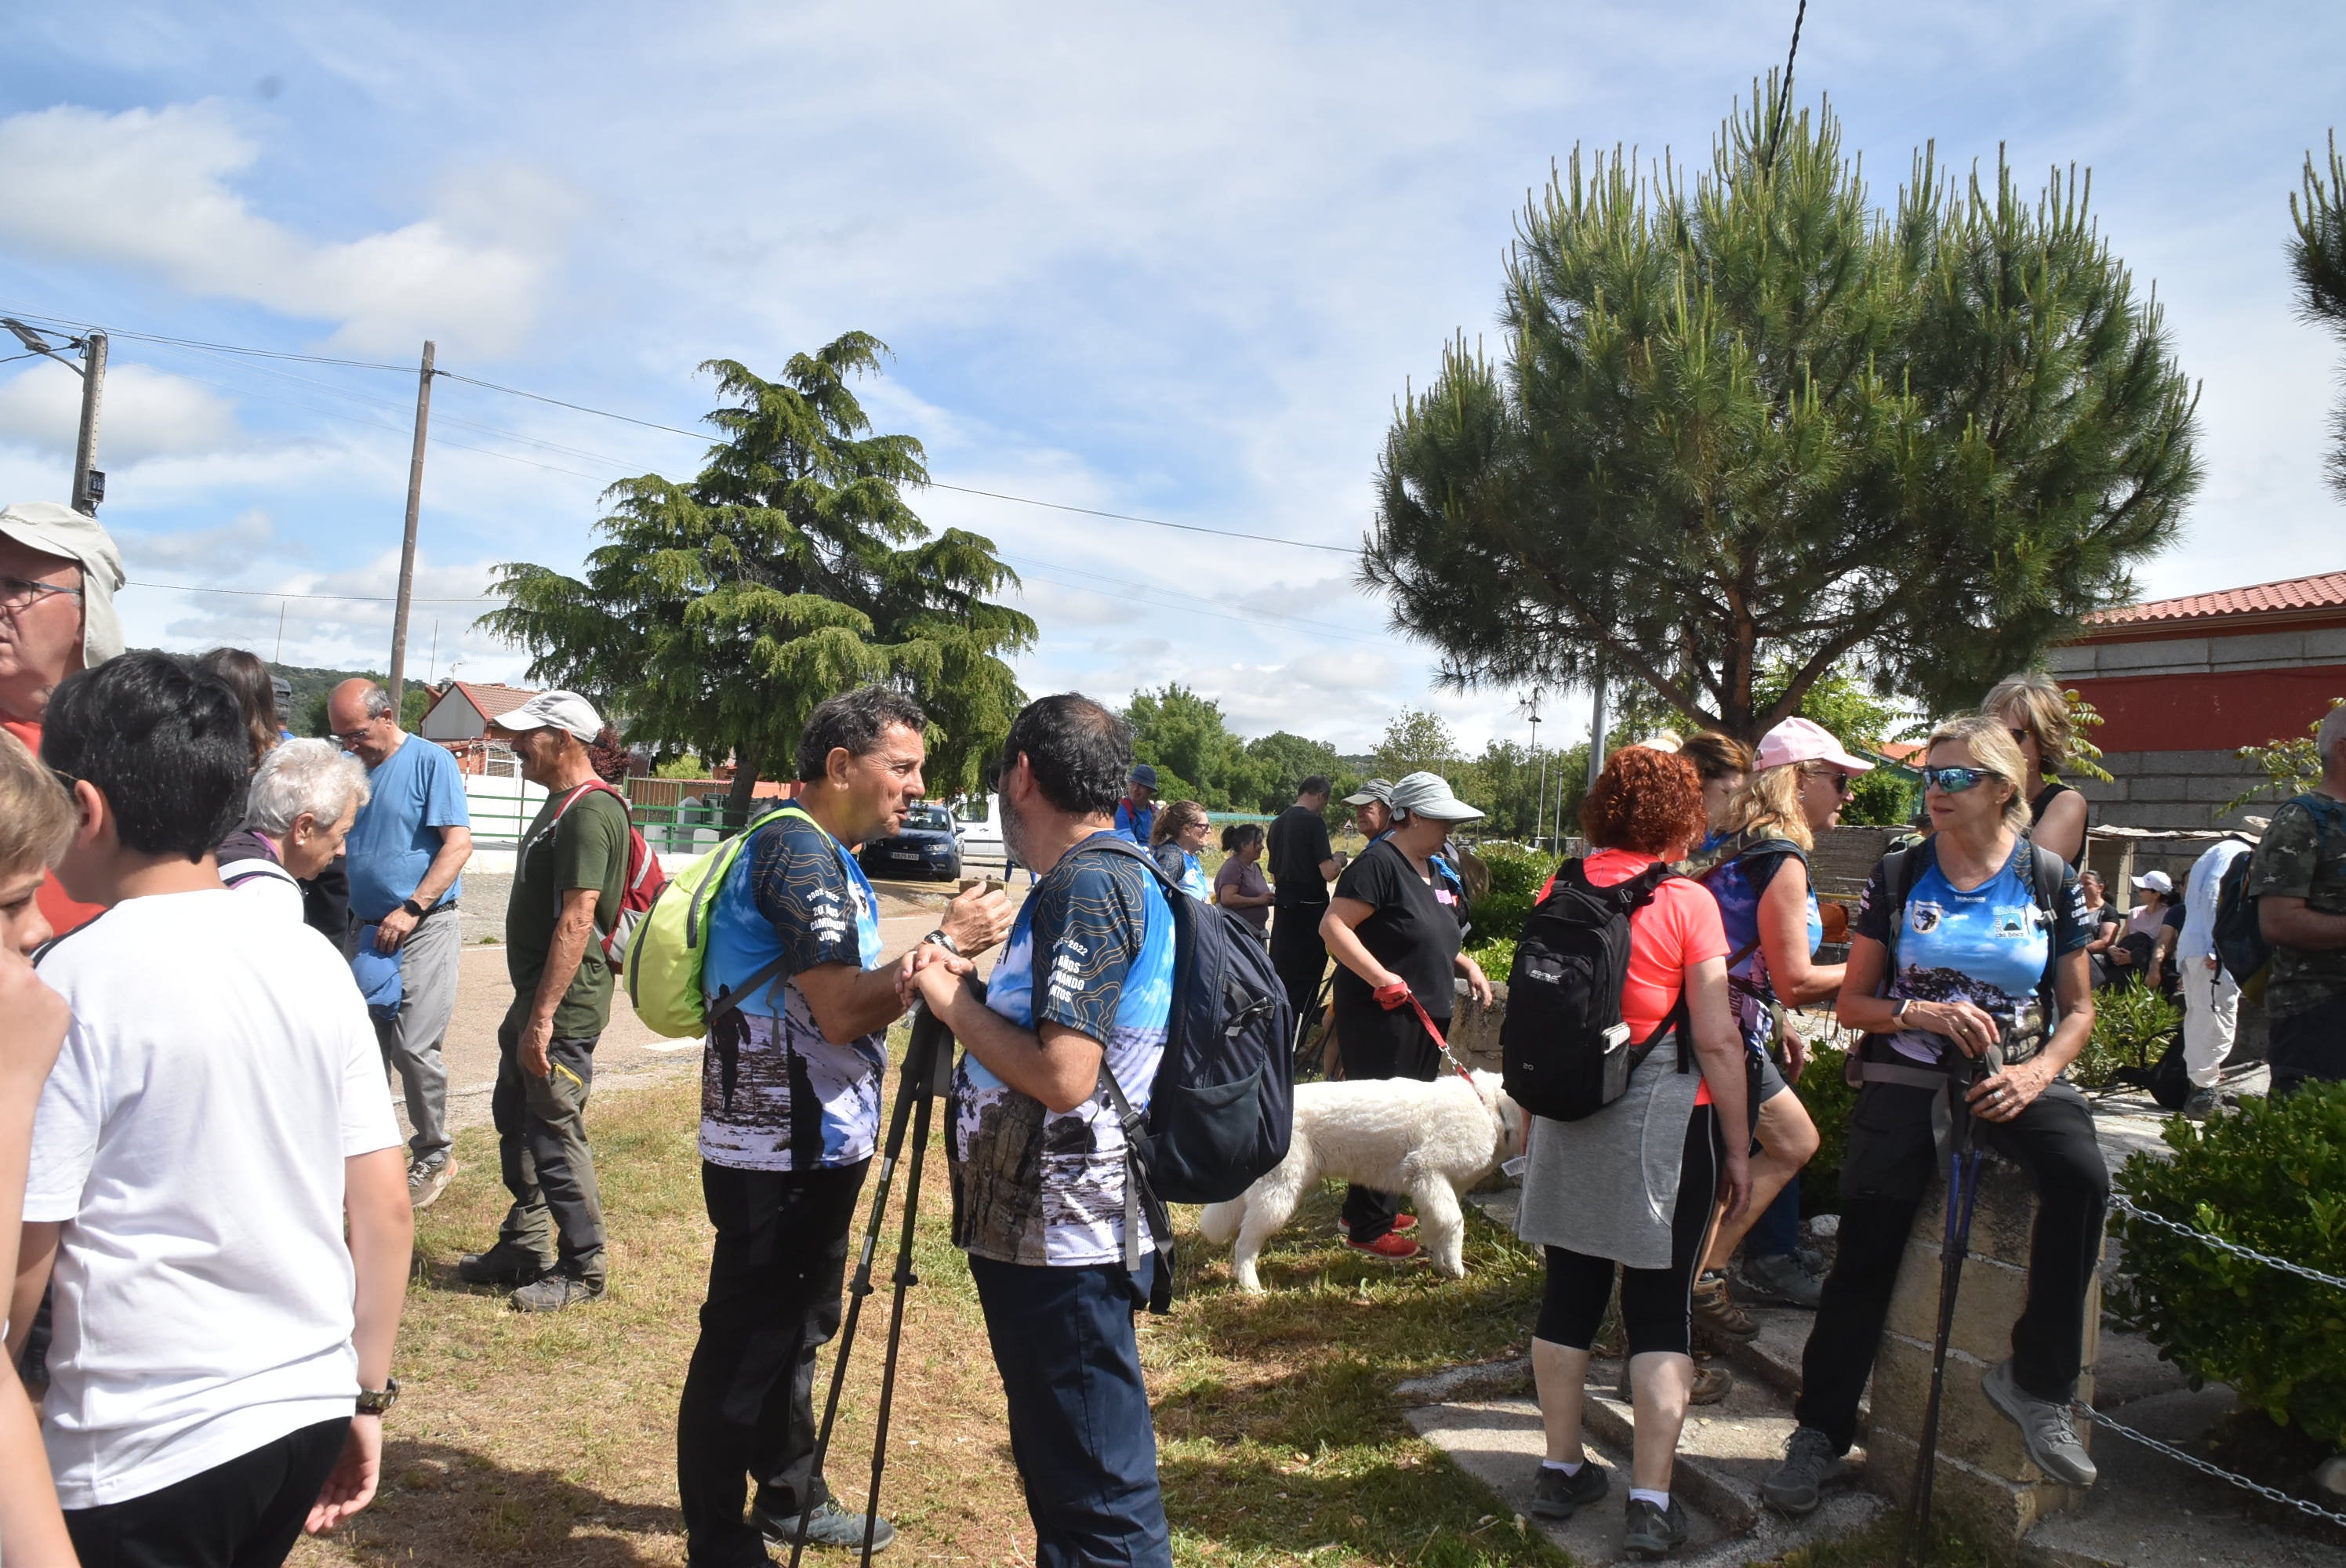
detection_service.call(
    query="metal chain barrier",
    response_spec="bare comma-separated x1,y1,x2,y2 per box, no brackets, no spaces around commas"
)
2110,1194,2346,1294
2071,1401,2346,1530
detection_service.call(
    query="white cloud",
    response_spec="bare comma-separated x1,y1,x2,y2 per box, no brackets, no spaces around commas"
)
0,359,242,466
113,507,279,570
0,102,570,355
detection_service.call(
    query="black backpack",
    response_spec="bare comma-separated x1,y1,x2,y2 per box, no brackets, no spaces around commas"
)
1501,859,1688,1121
2211,851,2267,991
1079,838,1295,1308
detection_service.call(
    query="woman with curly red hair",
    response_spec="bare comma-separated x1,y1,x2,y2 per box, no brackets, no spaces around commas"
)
1513,746,1752,1557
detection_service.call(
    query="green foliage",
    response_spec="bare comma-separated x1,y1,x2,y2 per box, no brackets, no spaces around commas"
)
652,752,708,780
1375,710,1462,779
1464,840,1555,961
481,333,1034,818
2059,687,2115,785
1364,84,2200,743
2291,131,2346,502
1126,684,1256,810
2225,697,2346,815
2076,982,2180,1089
1843,768,1917,827
1794,1041,1858,1214
1241,730,1345,813
2109,1084,2346,1448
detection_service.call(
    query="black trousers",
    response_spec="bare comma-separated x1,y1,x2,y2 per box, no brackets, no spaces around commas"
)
1333,997,1445,1243
2271,991,2346,1098
1537,1104,1720,1358
1269,903,1328,1051
64,1417,348,1568
1793,1069,2108,1456
677,1158,870,1568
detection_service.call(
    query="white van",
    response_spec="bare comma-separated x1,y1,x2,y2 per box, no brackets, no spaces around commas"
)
948,793,1006,869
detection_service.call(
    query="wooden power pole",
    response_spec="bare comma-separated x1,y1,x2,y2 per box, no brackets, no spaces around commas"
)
387,339,436,710
70,331,107,516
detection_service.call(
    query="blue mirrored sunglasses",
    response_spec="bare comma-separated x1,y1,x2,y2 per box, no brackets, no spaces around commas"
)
1921,764,1992,793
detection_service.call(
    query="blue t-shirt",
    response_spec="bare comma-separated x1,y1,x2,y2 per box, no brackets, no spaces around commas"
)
1113,798,1155,845
700,811,885,1171
952,833,1175,1266
1701,836,1824,1058
1151,841,1209,900
1854,839,2090,1065
345,733,469,921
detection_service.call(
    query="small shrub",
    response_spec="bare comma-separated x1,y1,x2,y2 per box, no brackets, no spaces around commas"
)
1794,1041,1857,1214
2108,1083,2346,1449
1465,841,1554,951
2076,984,2179,1088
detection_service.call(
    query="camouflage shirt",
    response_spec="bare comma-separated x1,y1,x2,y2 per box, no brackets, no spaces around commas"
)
2243,792,2346,1021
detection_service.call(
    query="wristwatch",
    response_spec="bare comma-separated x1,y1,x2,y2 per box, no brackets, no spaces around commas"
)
1891,997,1912,1023
356,1377,400,1416
400,898,427,920
921,928,961,956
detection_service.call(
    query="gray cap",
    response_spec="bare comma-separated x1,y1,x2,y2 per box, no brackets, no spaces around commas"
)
1342,777,1395,807
1386,770,1484,823
0,501,125,670
492,689,605,742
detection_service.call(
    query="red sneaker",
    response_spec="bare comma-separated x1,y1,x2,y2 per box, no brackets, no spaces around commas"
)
1346,1230,1422,1262
1338,1213,1418,1236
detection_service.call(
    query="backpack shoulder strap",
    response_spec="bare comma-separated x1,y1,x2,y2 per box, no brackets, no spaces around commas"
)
1877,840,1932,979
2028,841,2069,1024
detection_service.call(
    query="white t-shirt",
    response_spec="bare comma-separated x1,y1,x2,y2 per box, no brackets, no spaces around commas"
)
25,889,401,1508
221,855,304,923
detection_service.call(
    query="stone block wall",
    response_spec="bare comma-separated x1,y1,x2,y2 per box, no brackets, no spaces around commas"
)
1862,1149,2100,1541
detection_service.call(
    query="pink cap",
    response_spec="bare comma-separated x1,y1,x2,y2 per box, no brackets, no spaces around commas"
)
1753,717,1876,774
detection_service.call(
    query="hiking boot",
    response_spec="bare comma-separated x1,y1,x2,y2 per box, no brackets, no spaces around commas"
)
1982,1359,2097,1486
1345,1230,1422,1263
1761,1425,1843,1516
1690,1270,1756,1343
2181,1087,2221,1122
1614,1359,1734,1405
754,1497,897,1554
1337,1213,1418,1236
1621,1494,1688,1559
510,1273,605,1312
456,1243,550,1287
1738,1249,1825,1308
1529,1461,1607,1520
408,1155,455,1210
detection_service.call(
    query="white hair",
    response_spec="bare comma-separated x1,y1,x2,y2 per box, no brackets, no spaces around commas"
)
2320,699,2346,768
245,738,371,835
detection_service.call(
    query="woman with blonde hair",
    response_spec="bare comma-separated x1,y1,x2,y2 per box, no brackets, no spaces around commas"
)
1984,671,2088,868
1763,714,2103,1517
1687,719,1869,1334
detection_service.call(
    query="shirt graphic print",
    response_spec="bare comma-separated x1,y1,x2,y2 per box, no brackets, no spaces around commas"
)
952,835,1175,1266
1854,840,2089,1065
699,811,887,1171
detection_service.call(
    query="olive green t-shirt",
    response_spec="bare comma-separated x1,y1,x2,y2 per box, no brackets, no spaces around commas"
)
505,786,630,1039
2243,791,2346,1022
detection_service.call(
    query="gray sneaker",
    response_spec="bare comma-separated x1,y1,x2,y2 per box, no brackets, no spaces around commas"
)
755,1497,897,1553
2181,1087,2221,1122
1761,1425,1843,1516
1739,1249,1825,1308
510,1274,605,1313
1981,1359,2097,1486
1529,1460,1607,1520
408,1155,454,1210
1621,1494,1688,1559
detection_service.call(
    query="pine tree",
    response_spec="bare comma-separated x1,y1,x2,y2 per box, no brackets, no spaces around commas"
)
1364,83,2200,742
2292,132,2346,502
482,334,1034,822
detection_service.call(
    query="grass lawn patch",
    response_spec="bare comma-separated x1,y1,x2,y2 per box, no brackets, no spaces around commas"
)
293,1065,1569,1567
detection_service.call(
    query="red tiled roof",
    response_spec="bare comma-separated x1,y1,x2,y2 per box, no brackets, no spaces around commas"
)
444,681,539,721
2083,571,2346,629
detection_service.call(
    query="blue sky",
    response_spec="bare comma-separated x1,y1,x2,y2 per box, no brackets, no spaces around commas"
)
2,2,2341,754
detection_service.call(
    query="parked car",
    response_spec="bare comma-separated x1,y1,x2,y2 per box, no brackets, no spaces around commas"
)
859,802,962,882
949,793,1006,869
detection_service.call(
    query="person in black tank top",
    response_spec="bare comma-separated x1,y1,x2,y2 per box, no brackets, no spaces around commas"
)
1985,672,2088,868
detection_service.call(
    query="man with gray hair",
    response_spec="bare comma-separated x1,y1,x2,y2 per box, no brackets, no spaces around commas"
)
2246,699,2346,1097
220,739,373,935
0,499,125,939
329,677,474,1209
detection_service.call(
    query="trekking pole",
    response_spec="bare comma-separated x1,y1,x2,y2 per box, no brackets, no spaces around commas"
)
1296,971,1335,1079
1902,1044,2000,1568
786,1004,951,1568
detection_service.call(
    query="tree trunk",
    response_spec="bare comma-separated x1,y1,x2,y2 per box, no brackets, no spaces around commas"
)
724,739,764,833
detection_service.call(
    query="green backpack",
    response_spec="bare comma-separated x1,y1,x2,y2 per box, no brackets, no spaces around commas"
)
625,803,807,1038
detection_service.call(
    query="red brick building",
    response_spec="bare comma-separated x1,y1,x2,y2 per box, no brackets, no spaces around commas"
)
2046,569,2346,833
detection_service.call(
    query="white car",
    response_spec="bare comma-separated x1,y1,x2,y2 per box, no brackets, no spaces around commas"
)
947,793,1006,869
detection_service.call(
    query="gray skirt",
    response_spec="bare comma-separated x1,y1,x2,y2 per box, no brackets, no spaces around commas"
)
1515,1051,1704,1271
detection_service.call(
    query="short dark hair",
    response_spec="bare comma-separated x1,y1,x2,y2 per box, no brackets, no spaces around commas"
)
1298,774,1331,800
796,684,928,782
1000,694,1131,816
42,652,249,861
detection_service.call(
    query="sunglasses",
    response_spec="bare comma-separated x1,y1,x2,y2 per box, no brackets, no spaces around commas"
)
1803,768,1856,797
1922,764,1997,793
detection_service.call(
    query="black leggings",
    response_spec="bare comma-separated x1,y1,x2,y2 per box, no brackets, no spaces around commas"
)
1535,1103,1720,1358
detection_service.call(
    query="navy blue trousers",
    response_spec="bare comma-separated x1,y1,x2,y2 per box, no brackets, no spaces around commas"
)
968,1254,1172,1568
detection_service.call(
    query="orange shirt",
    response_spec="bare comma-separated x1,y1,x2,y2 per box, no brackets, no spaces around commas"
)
2,717,104,938
1541,848,1729,1102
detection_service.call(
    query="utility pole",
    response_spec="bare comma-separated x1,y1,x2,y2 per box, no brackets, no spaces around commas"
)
70,332,107,515
387,339,436,710
1,320,107,513
1520,688,1545,850
1586,670,1609,793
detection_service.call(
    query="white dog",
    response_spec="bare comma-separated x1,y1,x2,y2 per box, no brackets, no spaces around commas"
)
1200,1069,1523,1292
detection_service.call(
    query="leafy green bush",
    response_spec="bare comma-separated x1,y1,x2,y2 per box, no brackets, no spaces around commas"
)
2108,1084,2346,1448
1794,1040,1857,1213
1466,840,1554,953
2076,984,2179,1089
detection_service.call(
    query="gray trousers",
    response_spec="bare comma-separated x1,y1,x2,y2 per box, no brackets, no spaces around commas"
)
493,1015,607,1287
372,907,459,1164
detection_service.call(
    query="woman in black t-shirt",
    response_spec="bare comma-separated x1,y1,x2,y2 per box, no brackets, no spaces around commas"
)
1985,671,2089,869
1319,771,1495,1260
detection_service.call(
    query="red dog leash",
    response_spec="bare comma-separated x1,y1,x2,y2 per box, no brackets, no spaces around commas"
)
1373,981,1476,1083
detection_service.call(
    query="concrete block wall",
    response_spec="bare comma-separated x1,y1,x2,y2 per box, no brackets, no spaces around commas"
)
2070,749,2276,837
2047,625,2346,681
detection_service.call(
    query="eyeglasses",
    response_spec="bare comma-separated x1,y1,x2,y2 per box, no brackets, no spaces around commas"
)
330,724,379,746
1803,768,1856,797
0,574,85,612
1922,765,1996,793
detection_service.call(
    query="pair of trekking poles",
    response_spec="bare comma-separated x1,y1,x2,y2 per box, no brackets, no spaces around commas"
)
783,1004,954,1568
